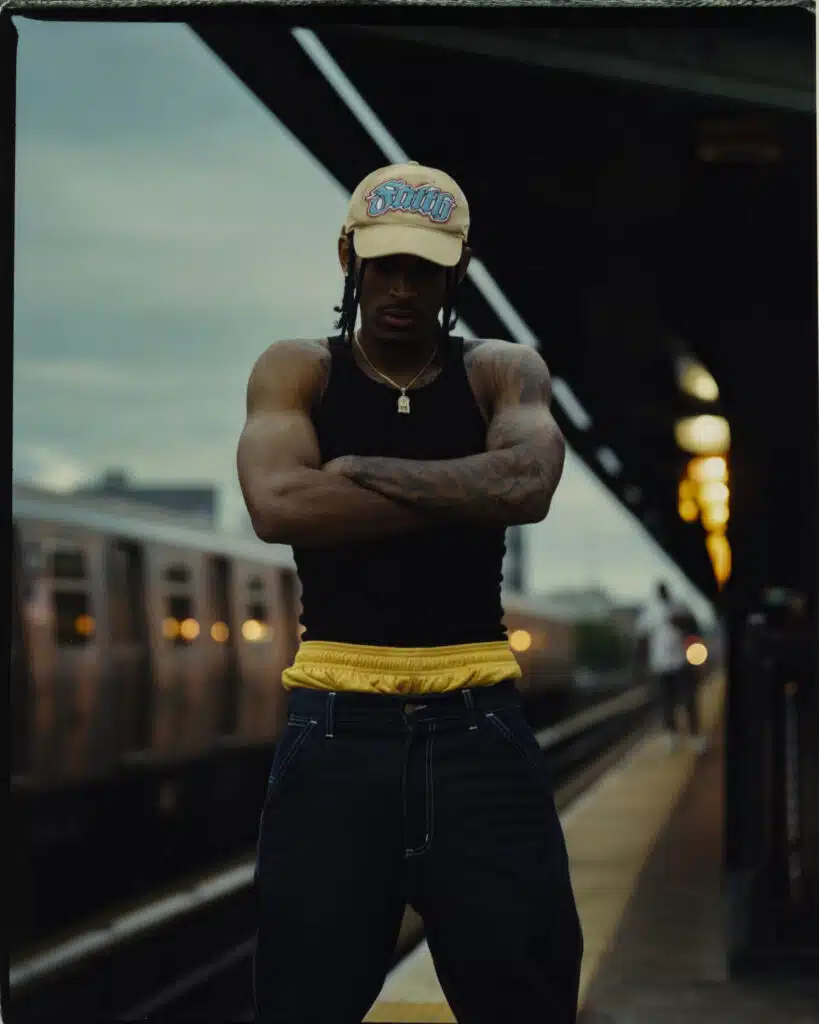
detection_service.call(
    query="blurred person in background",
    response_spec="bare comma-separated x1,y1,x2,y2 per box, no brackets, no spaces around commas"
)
635,581,708,754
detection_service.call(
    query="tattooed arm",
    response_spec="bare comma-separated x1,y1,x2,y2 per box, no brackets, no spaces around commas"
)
329,340,566,527
237,340,434,547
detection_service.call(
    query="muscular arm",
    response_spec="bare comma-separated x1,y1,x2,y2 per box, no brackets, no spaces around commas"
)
236,340,433,548
336,341,566,527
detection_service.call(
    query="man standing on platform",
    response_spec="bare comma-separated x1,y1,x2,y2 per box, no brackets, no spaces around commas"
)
237,162,582,1023
635,581,707,754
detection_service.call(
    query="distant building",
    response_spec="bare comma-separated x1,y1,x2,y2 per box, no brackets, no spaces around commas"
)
73,469,219,528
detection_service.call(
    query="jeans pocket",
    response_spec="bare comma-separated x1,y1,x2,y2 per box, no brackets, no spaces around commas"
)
264,717,318,800
484,708,548,779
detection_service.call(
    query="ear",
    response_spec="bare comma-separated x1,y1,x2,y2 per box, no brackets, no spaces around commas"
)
337,232,351,273
455,244,472,285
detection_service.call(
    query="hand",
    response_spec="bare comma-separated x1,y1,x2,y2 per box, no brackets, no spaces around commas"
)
322,455,358,478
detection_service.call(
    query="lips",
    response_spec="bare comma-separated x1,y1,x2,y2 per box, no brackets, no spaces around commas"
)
380,308,417,328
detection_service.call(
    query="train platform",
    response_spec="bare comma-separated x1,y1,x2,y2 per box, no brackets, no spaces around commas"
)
364,672,818,1023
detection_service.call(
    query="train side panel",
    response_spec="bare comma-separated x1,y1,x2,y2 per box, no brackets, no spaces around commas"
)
142,544,215,763
231,560,295,747
15,520,113,791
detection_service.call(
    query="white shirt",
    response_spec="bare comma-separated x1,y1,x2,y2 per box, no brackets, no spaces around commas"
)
635,596,688,673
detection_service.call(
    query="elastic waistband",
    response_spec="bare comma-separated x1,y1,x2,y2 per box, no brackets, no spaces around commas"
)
281,640,522,695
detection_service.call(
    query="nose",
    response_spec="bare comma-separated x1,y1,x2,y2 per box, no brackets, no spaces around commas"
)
388,270,418,301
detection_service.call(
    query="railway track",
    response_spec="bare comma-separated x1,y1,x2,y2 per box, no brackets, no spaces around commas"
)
9,684,656,1023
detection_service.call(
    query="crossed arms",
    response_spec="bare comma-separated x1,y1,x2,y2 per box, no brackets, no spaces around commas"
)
236,338,566,549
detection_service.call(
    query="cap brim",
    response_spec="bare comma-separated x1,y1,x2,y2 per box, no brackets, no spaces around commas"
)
353,223,462,268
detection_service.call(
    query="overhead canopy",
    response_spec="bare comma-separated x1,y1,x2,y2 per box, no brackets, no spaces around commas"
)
189,13,816,602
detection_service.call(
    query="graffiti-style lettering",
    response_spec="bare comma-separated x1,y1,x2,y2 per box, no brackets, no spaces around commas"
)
365,179,457,224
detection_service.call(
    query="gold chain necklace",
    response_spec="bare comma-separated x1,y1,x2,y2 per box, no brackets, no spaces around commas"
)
354,330,439,414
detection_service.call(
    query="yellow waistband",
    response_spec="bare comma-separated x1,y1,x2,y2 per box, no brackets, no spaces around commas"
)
281,640,522,695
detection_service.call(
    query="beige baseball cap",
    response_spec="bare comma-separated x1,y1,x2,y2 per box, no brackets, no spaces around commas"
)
343,161,469,268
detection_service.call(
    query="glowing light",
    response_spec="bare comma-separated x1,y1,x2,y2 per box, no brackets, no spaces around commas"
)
678,498,699,523
242,619,267,642
686,642,708,666
699,481,730,505
74,614,95,637
678,358,720,402
706,530,732,587
679,478,697,503
162,617,180,640
701,504,730,530
674,416,731,455
180,618,200,641
688,456,727,484
509,629,532,653
211,621,229,643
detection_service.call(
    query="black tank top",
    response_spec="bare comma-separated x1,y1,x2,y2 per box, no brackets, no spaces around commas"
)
291,335,508,647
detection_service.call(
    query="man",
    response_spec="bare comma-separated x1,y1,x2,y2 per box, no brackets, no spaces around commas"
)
237,161,582,1024
635,581,707,754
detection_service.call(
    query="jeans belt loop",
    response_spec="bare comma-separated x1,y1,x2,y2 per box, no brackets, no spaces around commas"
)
462,688,479,731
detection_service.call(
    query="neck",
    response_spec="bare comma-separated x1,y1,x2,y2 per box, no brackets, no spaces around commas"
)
355,326,443,380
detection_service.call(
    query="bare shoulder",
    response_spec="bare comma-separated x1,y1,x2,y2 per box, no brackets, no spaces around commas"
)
246,338,331,410
463,338,552,405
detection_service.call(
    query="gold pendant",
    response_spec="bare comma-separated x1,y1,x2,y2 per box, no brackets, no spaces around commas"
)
397,393,410,414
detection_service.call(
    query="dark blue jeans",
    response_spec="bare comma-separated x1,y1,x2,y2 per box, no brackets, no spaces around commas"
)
253,680,583,1023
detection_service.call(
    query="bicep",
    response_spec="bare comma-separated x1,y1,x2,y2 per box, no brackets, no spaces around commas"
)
237,408,321,488
481,342,563,454
236,342,324,505
486,402,562,453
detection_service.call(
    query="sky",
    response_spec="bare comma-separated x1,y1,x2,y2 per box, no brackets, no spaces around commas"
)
11,18,715,624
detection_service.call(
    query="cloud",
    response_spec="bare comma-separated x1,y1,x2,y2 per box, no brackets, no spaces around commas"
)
15,135,346,325
14,444,89,493
14,357,160,392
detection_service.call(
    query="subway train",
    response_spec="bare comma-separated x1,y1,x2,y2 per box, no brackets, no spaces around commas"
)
11,483,577,796
11,485,579,874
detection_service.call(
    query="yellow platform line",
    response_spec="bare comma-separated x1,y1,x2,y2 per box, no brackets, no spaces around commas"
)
365,673,725,1023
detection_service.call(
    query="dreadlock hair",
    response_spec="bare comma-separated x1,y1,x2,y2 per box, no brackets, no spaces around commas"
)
332,233,462,343
441,268,459,336
333,233,365,345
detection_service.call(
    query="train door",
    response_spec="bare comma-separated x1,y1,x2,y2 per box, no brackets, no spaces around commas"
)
46,536,100,786
107,539,152,757
210,556,240,736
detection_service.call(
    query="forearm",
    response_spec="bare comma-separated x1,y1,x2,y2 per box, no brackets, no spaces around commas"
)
249,469,431,548
342,442,565,527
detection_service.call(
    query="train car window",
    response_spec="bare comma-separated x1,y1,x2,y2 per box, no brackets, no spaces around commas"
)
50,548,88,581
163,564,191,585
163,594,199,646
55,591,95,647
247,601,269,625
247,575,265,593
241,599,271,642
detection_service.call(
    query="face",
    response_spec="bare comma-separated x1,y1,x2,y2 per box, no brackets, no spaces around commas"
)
338,235,471,346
